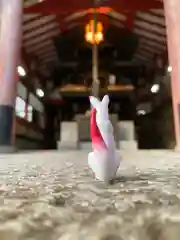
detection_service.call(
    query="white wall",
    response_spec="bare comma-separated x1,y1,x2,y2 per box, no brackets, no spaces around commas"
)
17,81,44,113
17,81,27,100
29,93,44,113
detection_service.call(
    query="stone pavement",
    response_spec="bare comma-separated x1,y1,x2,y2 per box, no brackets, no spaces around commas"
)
0,150,180,239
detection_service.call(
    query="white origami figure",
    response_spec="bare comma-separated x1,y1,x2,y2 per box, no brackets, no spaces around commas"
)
88,95,120,182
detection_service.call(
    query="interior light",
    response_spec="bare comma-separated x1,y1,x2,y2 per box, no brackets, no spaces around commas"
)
17,66,26,77
95,32,103,43
36,88,44,98
151,84,160,93
137,110,146,115
167,66,172,72
85,20,104,44
85,32,93,43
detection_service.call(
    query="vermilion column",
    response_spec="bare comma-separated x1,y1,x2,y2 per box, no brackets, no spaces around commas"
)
0,0,22,153
164,0,180,149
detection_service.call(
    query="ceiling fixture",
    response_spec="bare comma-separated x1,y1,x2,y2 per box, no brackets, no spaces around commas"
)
85,20,104,44
36,88,44,98
109,74,116,85
17,66,26,77
137,110,146,115
167,66,172,72
151,84,160,94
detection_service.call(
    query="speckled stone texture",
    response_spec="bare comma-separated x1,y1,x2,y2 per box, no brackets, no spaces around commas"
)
0,150,180,239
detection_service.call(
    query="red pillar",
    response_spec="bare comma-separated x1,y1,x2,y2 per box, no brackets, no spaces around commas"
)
164,0,180,149
0,0,22,153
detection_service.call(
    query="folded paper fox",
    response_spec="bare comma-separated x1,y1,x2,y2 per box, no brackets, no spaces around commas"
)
88,95,120,182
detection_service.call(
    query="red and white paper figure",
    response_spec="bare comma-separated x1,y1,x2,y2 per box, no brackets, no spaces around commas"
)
88,95,120,182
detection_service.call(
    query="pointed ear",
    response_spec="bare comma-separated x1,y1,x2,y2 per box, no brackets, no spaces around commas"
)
89,96,100,109
102,95,109,107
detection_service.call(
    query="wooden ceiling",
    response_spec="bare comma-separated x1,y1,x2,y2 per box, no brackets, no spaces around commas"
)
23,0,166,79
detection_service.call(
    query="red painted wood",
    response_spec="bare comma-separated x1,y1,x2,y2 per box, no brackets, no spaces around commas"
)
24,0,92,14
24,0,163,14
164,0,180,148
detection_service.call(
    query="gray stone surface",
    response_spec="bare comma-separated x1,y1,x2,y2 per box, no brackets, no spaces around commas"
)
119,140,137,150
58,122,79,149
0,150,180,239
118,121,135,141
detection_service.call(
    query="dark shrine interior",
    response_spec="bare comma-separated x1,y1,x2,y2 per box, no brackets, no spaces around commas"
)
23,1,173,149
51,25,140,120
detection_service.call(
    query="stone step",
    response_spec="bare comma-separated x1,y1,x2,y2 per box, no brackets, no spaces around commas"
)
119,141,137,150
80,142,92,150
58,121,79,150
57,141,80,150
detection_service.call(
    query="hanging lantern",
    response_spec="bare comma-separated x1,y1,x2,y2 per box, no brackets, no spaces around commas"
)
85,20,104,44
97,22,102,32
